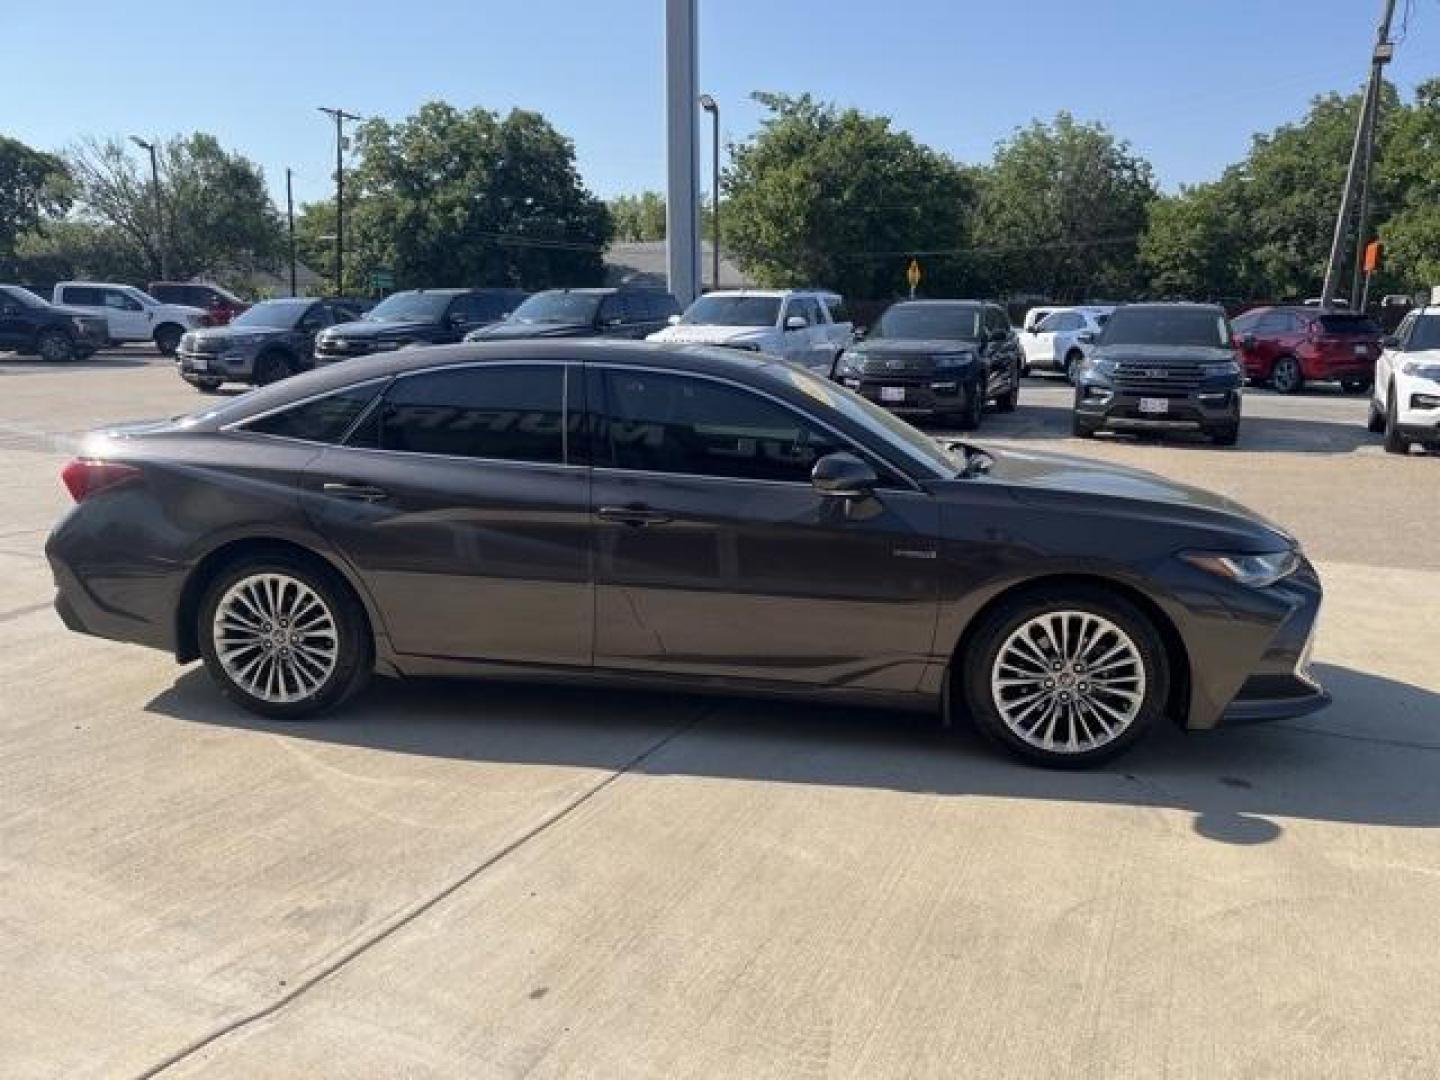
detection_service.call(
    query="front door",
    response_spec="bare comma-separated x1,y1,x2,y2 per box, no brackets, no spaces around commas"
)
302,361,592,665
104,289,150,341
588,366,939,693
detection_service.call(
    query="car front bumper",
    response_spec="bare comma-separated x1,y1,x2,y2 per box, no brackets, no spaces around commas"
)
176,347,258,382
836,374,976,415
1075,384,1241,433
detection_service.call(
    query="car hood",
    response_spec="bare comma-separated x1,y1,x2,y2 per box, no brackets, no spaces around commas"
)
649,324,771,345
324,319,439,340
850,338,979,356
1092,344,1232,363
188,325,290,344
959,445,1294,550
470,321,593,340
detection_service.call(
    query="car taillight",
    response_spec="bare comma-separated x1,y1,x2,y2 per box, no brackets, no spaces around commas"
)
61,459,141,503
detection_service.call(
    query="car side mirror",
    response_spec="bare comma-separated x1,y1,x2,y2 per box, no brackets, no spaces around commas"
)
811,452,877,498
785,315,809,331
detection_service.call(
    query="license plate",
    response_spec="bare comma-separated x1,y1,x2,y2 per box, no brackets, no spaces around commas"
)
1138,397,1168,414
189,357,209,372
880,386,906,403
1354,344,1369,356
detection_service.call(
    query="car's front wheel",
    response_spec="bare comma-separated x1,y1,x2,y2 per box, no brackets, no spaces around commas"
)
36,329,77,363
953,382,984,430
961,588,1168,767
1271,356,1304,394
154,324,183,356
198,555,371,719
1366,394,1386,433
1383,387,1410,455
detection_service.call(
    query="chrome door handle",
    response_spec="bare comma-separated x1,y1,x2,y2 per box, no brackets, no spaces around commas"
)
322,481,389,503
597,506,672,526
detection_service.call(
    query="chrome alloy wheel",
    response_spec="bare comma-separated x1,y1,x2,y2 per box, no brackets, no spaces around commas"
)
990,610,1146,754
212,573,339,703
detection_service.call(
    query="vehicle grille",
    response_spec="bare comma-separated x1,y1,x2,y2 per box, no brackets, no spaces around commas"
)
1113,363,1203,393
180,335,223,356
858,354,937,376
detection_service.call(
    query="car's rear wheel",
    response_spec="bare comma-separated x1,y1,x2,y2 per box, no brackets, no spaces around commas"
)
254,351,291,386
36,330,76,363
1366,394,1386,433
961,588,1167,767
154,324,183,356
954,381,984,430
1209,424,1239,446
198,555,371,719
1271,356,1303,394
1383,387,1410,455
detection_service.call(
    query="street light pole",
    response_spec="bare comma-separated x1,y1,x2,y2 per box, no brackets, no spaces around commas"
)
1319,0,1397,308
286,168,298,297
699,94,720,293
129,136,167,280
318,107,362,294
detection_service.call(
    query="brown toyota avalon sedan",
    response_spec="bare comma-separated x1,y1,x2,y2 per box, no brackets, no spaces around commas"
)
46,340,1328,767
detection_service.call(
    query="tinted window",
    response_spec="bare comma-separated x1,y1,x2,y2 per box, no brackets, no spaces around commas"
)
1100,307,1230,348
823,296,849,324
986,306,1011,333
379,365,566,463
511,291,602,325
1408,314,1440,352
681,294,781,327
104,289,141,311
872,304,982,341
245,383,383,443
602,370,842,483
62,286,103,306
1317,313,1381,336
1037,311,1082,333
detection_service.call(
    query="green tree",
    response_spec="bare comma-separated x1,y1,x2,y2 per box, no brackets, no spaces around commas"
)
609,191,667,241
346,102,610,291
976,113,1156,300
11,219,147,284
1377,78,1440,289
0,135,71,271
65,133,283,283
1139,184,1245,300
723,93,979,300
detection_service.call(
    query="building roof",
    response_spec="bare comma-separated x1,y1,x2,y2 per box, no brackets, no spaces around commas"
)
604,240,754,290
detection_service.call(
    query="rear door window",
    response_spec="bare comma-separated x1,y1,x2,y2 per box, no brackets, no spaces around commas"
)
377,365,567,464
62,286,103,306
243,383,385,443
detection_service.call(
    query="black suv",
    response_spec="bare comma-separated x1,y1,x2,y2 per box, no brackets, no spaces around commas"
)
466,288,680,342
176,298,366,391
0,284,109,362
1073,303,1243,445
831,300,1022,430
314,288,526,365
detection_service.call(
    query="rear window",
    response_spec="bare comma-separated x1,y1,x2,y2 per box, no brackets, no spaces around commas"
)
1317,314,1380,336
1100,308,1230,348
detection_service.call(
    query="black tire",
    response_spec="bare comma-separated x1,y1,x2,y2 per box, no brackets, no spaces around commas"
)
1366,395,1386,434
1064,350,1085,384
1383,387,1410,455
1341,377,1370,394
254,350,292,386
154,324,183,356
994,366,1020,413
960,586,1168,768
193,378,224,394
36,329,77,363
75,348,97,360
954,382,984,431
1270,356,1303,394
1209,424,1239,446
1072,411,1097,438
197,554,372,720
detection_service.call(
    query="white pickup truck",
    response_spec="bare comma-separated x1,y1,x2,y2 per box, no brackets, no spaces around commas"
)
52,281,210,356
646,289,853,374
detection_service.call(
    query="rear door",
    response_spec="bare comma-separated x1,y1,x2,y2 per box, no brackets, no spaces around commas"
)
301,361,592,665
588,365,938,692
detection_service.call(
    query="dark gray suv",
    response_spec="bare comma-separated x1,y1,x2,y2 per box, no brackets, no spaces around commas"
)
177,298,363,391
47,340,1327,767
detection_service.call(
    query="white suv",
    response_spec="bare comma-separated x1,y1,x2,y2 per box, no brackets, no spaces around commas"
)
1368,306,1440,454
1019,306,1113,380
647,289,853,374
52,282,209,356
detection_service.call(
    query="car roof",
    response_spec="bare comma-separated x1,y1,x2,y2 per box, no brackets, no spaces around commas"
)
701,289,840,299
56,281,137,289
1112,302,1225,313
193,340,810,429
889,299,986,307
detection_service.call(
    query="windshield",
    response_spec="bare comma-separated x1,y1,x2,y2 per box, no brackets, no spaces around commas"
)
366,292,451,323
872,304,982,341
232,301,307,329
680,294,781,327
509,291,602,325
1100,308,1230,348
776,365,960,478
1,286,46,309
1410,314,1440,352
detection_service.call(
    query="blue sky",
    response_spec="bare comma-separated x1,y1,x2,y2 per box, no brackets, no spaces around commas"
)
3,0,1435,209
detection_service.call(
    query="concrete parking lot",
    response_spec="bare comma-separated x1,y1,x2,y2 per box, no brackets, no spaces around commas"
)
2,348,1438,1078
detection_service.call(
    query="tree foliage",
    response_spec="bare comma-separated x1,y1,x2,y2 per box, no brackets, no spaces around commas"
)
0,135,71,268
346,102,610,292
976,113,1156,300
1377,78,1440,288
722,93,979,299
609,191,667,241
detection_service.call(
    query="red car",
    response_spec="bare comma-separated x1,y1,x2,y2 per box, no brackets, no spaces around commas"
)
148,282,250,326
1231,305,1381,394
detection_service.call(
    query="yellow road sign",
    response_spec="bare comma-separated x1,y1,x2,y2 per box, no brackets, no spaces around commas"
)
907,259,922,290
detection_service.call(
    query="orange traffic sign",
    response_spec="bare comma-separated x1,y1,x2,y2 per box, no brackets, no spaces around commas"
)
906,259,922,290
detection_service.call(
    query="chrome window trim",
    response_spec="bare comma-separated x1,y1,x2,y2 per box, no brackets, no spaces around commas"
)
591,362,925,493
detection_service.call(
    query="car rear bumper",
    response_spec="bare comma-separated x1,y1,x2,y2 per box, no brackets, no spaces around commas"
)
1300,343,1379,380
47,542,178,654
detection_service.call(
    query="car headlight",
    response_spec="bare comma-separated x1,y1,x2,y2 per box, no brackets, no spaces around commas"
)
1181,549,1300,588
1401,361,1440,380
837,349,865,373
1086,356,1117,377
1201,361,1242,377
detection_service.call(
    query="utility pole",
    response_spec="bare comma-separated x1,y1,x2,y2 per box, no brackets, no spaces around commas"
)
1349,79,1384,310
129,136,167,280
285,168,298,297
699,94,720,292
317,107,362,295
1319,0,1396,309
